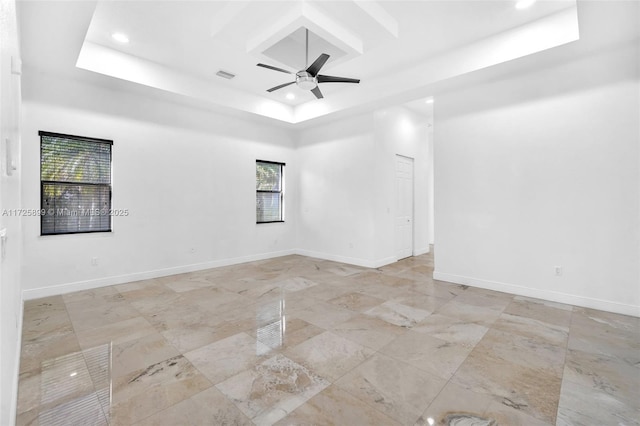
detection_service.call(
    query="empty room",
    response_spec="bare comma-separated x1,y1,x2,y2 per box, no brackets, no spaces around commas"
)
0,0,638,425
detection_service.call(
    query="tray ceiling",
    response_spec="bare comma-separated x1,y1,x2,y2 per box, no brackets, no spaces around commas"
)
19,0,580,124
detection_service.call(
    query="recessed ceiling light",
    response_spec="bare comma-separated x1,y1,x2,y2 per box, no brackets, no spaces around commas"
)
425,98,434,104
286,93,295,100
515,0,536,10
111,32,129,44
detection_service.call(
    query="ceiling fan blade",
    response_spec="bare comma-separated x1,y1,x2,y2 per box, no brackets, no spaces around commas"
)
317,75,360,84
267,81,295,92
257,63,292,74
306,54,330,76
311,86,324,99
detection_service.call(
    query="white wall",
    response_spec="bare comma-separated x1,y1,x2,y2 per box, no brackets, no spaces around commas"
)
20,70,433,295
372,107,430,263
21,71,298,298
0,0,22,423
296,113,377,266
296,106,430,267
434,42,640,316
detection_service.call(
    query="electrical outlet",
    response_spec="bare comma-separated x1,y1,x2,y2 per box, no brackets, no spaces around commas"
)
190,248,196,254
554,266,563,276
91,257,98,266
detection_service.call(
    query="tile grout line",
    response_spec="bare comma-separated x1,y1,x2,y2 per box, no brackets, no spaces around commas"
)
554,305,575,424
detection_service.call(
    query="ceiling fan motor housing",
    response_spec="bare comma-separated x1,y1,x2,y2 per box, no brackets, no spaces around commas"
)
296,71,317,90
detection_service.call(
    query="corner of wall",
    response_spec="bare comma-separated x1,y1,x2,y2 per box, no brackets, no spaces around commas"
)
415,246,430,256
0,0,23,423
295,249,378,269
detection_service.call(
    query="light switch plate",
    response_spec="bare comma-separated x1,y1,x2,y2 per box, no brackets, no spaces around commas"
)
0,228,7,260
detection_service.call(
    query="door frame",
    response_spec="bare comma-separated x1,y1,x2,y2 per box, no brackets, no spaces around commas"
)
395,154,415,261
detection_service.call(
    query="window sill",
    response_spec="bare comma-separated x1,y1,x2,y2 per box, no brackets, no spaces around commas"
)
39,230,113,237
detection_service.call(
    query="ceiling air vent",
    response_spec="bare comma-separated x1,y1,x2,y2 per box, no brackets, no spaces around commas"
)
216,70,236,80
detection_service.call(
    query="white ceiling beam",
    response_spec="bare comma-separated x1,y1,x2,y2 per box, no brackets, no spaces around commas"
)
353,1,399,38
246,1,363,62
300,2,363,55
246,3,305,56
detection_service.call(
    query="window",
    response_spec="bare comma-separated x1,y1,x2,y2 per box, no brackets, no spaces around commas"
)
40,131,113,235
256,160,284,223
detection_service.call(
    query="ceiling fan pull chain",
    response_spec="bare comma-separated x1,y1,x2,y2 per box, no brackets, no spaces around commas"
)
305,28,309,68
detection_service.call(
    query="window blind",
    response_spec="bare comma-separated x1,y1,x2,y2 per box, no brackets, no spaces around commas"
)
40,131,113,235
256,160,284,223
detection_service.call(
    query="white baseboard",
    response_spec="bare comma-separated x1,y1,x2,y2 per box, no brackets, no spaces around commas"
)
373,256,398,268
30,249,638,317
433,271,640,318
22,249,297,300
414,246,430,256
295,249,382,268
22,248,410,301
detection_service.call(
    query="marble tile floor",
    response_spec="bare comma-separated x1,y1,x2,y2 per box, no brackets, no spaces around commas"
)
16,253,640,425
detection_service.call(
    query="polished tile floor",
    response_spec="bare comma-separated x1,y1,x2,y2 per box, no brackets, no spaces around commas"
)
16,253,640,425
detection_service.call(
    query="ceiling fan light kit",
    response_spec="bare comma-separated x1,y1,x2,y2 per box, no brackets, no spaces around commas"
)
257,28,360,100
296,71,317,90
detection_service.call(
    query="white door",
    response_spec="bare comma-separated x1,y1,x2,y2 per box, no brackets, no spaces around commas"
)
395,155,414,260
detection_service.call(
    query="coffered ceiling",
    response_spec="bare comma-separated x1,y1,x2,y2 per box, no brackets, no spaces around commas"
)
18,0,582,124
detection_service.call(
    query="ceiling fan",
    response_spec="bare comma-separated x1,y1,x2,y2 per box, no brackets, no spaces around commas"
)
256,29,360,99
